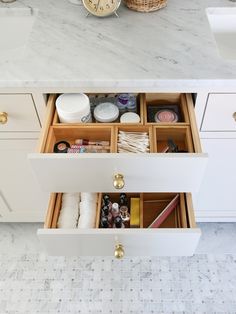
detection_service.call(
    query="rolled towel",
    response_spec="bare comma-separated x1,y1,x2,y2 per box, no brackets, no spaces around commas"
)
80,192,97,204
57,193,80,228
77,196,98,229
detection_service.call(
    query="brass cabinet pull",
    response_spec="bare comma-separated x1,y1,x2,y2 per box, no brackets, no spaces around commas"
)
113,174,125,190
114,243,124,259
233,112,236,122
0,112,8,124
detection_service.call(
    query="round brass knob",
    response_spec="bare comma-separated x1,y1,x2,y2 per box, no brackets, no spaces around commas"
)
114,244,124,259
0,112,8,124
233,112,236,122
113,174,125,190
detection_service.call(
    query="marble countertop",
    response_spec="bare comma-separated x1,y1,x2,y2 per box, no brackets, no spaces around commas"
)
0,0,236,91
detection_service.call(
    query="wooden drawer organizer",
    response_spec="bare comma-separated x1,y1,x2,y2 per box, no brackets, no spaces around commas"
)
45,192,193,230
29,93,208,193
52,93,144,126
43,93,197,154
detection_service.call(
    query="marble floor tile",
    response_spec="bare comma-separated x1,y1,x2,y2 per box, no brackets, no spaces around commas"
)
0,223,236,313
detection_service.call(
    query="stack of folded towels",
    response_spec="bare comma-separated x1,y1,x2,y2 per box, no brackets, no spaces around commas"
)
57,192,97,229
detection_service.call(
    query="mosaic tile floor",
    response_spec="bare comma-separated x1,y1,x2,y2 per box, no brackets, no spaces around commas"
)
0,223,236,314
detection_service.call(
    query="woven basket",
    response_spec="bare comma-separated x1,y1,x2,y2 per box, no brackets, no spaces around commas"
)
123,0,167,12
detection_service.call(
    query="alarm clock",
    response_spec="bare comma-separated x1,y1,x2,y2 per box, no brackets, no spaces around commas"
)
82,0,121,17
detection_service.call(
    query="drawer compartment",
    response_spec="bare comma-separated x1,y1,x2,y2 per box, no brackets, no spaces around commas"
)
144,93,190,124
0,94,40,132
28,93,208,193
201,93,236,132
38,192,201,256
52,93,144,125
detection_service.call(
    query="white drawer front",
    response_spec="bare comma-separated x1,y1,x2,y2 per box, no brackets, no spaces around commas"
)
38,228,201,257
0,94,40,132
202,93,236,132
29,153,208,193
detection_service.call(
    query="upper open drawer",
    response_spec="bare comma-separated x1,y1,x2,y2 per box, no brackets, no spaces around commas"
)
28,93,208,193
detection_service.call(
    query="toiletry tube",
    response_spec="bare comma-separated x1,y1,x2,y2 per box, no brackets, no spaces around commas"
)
75,139,110,146
57,193,80,228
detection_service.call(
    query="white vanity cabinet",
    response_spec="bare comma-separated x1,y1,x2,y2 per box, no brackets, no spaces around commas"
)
30,93,208,257
0,93,48,222
0,139,48,221
195,93,236,221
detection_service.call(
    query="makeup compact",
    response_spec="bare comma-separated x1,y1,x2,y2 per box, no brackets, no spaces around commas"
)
154,109,178,123
53,141,70,153
147,104,181,123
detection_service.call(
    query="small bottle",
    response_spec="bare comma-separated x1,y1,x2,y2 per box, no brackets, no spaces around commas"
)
127,95,137,113
116,94,130,113
101,205,113,224
120,206,130,228
119,193,128,205
111,203,120,218
101,205,109,216
119,196,130,227
100,216,110,228
113,216,125,228
103,194,112,210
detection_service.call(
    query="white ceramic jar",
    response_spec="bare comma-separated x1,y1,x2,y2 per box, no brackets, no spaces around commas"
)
56,93,92,123
94,102,119,123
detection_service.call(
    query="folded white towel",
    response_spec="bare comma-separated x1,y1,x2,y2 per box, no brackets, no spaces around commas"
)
81,192,97,204
57,193,80,228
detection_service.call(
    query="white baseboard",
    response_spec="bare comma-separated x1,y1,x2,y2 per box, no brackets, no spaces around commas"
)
0,212,44,222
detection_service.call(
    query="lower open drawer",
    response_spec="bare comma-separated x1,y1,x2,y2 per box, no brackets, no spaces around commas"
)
38,192,201,257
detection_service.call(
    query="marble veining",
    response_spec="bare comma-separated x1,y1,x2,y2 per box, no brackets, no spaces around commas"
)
1,223,236,313
0,0,235,90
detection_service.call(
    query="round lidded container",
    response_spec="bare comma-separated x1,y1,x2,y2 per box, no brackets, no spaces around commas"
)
154,109,178,123
120,112,140,123
94,102,119,123
56,93,92,123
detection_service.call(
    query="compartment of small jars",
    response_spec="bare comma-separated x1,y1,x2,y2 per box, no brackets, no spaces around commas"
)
44,125,115,153
144,93,190,124
153,126,194,153
98,193,189,230
52,93,144,125
114,125,153,153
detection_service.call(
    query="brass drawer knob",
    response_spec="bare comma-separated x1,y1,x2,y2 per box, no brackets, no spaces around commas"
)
113,174,125,190
0,112,8,124
114,244,124,259
233,112,236,122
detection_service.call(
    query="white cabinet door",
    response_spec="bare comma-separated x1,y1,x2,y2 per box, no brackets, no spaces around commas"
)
196,139,236,221
0,139,48,222
0,94,40,132
201,93,236,132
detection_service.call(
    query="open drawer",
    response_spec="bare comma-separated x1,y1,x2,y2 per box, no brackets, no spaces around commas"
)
38,192,200,257
29,93,208,193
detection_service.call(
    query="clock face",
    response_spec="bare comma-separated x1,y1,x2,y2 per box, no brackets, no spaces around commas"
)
82,0,120,16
